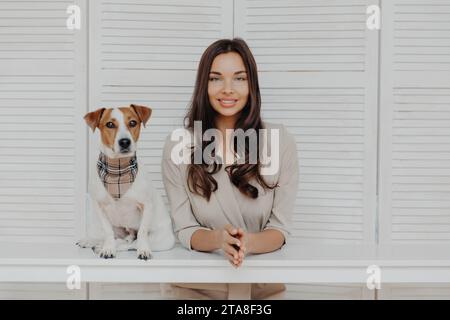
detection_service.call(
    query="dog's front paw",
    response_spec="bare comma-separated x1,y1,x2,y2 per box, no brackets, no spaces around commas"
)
137,247,152,260
76,238,101,249
99,246,116,259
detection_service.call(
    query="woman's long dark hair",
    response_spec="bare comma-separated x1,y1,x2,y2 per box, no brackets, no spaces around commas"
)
185,38,276,201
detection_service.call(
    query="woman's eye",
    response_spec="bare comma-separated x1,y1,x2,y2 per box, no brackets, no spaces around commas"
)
236,77,247,81
209,77,220,82
129,120,137,127
106,122,115,128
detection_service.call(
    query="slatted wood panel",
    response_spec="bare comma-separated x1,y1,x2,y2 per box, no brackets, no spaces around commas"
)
393,0,450,72
285,284,373,300
0,0,87,243
88,0,233,214
379,284,450,300
379,0,450,243
235,0,369,72
88,283,374,300
0,283,86,300
234,0,379,243
89,283,164,300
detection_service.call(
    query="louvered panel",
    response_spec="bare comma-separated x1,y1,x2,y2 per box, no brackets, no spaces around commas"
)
88,283,372,300
89,283,163,299
394,0,450,71
235,0,378,244
285,283,372,300
95,0,230,72
379,284,450,300
0,283,86,300
0,0,87,243
236,0,369,72
379,0,450,243
88,0,233,234
259,86,368,242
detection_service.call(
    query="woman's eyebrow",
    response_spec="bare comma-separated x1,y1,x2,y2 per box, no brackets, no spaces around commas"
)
209,70,247,75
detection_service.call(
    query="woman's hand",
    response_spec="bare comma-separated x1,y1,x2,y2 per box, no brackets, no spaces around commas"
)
234,227,254,267
218,224,246,268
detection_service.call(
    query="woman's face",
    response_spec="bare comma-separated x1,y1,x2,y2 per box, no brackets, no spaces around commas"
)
208,52,249,122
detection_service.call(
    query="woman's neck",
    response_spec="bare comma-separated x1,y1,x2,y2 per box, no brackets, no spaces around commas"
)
215,114,237,138
215,115,238,165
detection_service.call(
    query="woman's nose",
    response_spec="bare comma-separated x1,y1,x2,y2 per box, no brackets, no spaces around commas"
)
222,79,234,94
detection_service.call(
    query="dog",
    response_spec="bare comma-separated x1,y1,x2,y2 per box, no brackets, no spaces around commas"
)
77,104,175,259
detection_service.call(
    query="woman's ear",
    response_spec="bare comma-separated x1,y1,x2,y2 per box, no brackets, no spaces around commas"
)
130,104,152,127
84,107,106,132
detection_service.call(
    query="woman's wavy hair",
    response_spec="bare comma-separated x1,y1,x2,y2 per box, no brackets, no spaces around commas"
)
185,38,277,201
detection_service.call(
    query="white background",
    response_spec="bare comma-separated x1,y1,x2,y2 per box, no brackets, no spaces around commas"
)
0,0,449,299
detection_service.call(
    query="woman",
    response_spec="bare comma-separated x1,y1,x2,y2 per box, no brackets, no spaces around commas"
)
161,38,299,299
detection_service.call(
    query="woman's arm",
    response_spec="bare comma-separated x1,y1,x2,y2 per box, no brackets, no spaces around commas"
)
190,229,221,252
244,229,285,254
191,225,244,267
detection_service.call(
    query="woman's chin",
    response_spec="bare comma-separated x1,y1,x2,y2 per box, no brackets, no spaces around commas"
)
213,105,245,118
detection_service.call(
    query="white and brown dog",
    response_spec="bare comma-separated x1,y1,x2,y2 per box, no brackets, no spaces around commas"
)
77,104,175,259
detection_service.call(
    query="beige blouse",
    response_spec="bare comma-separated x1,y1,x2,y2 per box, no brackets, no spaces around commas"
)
161,122,299,299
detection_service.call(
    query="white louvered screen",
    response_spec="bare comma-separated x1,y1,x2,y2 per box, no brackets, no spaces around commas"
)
234,0,379,244
379,284,450,300
285,284,373,300
87,283,374,300
89,283,164,300
379,0,450,243
0,0,87,243
0,283,86,300
88,0,233,213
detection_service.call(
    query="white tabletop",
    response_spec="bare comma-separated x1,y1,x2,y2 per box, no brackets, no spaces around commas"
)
1,242,449,283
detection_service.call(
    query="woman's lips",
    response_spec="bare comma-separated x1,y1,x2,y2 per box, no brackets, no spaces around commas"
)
218,98,238,108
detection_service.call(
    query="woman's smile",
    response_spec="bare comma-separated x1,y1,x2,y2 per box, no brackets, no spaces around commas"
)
218,98,239,108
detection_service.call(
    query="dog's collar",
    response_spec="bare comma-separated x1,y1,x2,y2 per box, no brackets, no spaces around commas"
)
97,152,138,200
97,152,137,174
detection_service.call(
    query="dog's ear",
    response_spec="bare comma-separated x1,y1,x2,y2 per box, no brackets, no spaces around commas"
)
84,108,106,132
130,104,152,128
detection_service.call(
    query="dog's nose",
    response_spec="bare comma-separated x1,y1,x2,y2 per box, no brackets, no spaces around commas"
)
119,138,131,149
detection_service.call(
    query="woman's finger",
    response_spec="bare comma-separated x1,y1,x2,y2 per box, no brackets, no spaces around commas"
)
225,233,241,247
225,252,239,267
223,243,239,259
224,224,238,236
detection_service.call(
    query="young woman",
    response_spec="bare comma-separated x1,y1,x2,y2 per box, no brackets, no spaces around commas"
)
161,38,299,299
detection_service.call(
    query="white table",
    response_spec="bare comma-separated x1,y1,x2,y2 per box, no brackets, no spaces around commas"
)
1,243,450,284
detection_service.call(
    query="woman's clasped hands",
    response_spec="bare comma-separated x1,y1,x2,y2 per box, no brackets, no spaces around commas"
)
218,224,251,268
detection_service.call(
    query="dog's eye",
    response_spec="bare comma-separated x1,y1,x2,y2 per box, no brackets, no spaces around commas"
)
106,122,115,128
129,120,137,127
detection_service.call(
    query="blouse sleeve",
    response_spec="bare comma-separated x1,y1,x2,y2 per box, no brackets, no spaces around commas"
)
161,134,210,250
263,125,299,244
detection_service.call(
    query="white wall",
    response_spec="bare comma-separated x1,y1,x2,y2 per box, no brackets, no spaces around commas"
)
0,0,87,243
0,0,449,299
379,0,450,244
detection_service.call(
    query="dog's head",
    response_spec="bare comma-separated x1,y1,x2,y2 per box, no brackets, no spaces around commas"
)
84,104,152,158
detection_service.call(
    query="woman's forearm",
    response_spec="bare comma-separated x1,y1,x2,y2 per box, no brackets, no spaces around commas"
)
190,229,221,252
191,228,285,255
247,229,285,254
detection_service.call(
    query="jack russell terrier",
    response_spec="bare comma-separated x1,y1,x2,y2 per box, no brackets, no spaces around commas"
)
77,104,175,259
